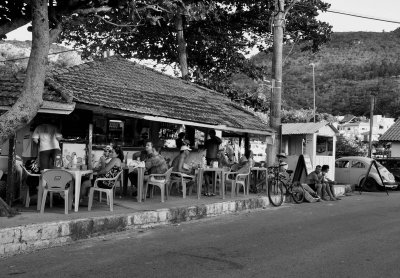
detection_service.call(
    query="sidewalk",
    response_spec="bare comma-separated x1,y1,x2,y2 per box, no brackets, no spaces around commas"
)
0,185,351,257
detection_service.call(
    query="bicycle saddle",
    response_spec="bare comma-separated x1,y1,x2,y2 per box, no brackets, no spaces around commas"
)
286,170,293,175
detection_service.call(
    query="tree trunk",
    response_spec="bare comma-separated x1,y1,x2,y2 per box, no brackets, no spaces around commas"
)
0,0,49,217
175,13,189,79
0,0,49,145
267,0,284,166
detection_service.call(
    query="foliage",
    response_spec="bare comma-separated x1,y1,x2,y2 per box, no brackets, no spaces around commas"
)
336,136,368,159
252,29,400,117
281,108,335,123
59,0,332,111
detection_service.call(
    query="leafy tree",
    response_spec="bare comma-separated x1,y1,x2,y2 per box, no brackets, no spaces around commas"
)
60,0,332,111
336,136,368,159
0,0,177,214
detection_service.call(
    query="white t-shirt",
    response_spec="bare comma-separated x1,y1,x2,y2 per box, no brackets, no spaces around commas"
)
32,124,62,152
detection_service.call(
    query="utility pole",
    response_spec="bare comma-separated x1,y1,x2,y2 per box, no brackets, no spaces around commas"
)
311,63,316,122
368,94,375,158
267,0,299,166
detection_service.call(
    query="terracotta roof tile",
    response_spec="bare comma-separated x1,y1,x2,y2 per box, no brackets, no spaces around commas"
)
48,56,270,132
0,73,68,106
379,120,400,141
0,57,271,134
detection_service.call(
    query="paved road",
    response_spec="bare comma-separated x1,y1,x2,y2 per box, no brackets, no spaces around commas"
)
2,192,400,278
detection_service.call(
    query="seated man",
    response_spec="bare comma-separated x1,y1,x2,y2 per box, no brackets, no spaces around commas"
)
128,140,154,192
306,165,328,200
171,145,195,195
143,146,169,196
321,164,340,201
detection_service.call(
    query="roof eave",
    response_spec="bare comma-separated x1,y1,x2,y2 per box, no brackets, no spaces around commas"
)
0,100,75,115
76,103,274,136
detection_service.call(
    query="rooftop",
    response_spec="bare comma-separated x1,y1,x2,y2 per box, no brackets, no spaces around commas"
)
379,119,400,142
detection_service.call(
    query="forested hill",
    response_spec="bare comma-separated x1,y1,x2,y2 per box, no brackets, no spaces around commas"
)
252,28,400,117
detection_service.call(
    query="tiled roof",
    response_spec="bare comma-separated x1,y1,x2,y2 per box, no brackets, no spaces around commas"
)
379,119,400,141
0,72,69,106
46,56,270,133
282,121,334,135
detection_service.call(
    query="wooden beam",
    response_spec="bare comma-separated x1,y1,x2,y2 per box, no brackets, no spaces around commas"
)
75,103,274,136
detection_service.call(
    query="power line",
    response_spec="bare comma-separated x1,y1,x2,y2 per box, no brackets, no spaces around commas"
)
1,49,78,63
327,9,400,25
295,3,400,25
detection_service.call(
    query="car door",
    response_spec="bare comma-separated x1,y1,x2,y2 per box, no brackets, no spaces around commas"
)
335,159,350,184
349,159,367,185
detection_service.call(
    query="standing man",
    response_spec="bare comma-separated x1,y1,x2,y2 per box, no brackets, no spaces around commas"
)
205,129,222,166
203,129,222,196
32,122,62,170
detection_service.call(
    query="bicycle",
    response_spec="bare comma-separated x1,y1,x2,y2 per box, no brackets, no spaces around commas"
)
267,163,305,206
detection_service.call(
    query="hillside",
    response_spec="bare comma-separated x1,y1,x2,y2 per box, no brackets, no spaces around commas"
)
251,28,400,117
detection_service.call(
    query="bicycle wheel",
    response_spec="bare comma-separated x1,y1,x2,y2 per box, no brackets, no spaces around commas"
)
268,179,284,206
291,183,305,204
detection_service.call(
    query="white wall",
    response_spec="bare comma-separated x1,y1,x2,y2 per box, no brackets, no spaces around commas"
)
391,143,400,157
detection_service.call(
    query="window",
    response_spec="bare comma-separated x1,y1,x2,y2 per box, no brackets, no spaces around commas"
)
336,160,349,168
316,136,333,156
351,161,365,168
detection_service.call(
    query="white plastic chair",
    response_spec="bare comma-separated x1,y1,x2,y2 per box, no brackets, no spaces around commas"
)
40,169,74,214
144,168,173,202
88,171,122,211
170,172,195,198
20,165,41,208
224,168,251,198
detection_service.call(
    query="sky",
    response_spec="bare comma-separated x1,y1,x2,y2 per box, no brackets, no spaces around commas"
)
6,0,400,40
318,0,400,32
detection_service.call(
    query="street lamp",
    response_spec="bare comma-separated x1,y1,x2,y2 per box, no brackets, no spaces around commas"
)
310,63,316,123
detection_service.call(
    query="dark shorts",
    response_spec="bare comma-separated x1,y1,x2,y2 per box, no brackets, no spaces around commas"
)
308,184,317,192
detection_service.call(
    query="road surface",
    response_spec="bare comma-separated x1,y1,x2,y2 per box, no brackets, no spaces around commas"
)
2,192,400,278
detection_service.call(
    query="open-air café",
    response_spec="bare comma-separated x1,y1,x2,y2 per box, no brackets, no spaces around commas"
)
0,56,274,215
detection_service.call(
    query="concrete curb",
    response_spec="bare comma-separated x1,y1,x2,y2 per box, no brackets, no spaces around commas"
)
0,196,271,257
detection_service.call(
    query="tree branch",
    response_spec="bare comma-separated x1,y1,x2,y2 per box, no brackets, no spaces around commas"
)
75,6,113,15
284,0,300,17
93,14,143,28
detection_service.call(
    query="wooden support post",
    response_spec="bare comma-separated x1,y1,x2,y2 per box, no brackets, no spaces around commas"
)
88,124,93,170
244,133,250,155
6,135,16,206
150,121,161,147
368,94,375,158
186,126,195,148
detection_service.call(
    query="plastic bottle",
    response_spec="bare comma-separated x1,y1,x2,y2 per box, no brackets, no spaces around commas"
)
55,154,62,168
71,153,78,169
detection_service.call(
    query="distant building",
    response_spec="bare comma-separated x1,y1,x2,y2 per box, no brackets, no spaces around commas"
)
337,115,395,142
379,118,400,157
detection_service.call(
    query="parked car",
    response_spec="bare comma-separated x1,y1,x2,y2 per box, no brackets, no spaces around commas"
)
335,156,398,191
375,157,400,182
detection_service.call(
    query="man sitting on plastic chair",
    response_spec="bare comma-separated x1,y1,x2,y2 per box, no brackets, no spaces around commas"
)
170,145,196,197
142,146,169,199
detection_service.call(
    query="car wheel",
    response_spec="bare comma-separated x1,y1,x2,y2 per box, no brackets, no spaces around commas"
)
359,177,380,191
